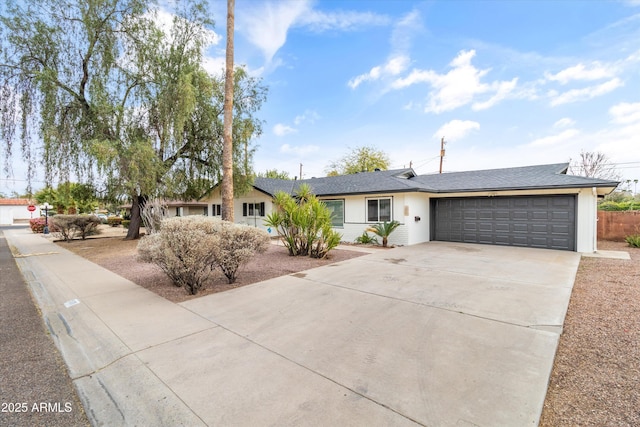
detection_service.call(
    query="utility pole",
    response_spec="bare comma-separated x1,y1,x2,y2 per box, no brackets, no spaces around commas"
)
439,137,446,174
299,163,303,180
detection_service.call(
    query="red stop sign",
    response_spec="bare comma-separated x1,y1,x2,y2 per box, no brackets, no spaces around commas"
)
27,205,36,212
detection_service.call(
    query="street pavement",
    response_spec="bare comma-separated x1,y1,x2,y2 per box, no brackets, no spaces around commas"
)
2,226,581,426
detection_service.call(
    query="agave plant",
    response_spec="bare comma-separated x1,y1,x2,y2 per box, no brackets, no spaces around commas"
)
367,220,400,247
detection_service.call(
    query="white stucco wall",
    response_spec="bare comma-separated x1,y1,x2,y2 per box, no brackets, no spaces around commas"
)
200,188,275,235
200,185,602,252
0,205,40,225
576,188,598,253
401,193,431,245
322,194,415,246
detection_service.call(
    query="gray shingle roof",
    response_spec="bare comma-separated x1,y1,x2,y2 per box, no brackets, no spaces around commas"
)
411,163,620,193
252,163,619,196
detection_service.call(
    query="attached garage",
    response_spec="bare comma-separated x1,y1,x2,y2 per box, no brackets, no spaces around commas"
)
432,195,576,251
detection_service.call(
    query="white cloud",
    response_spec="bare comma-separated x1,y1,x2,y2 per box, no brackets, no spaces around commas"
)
545,62,616,84
391,50,517,113
294,110,321,125
280,144,319,156
273,124,297,136
433,120,480,142
239,1,389,65
554,117,576,128
609,102,640,124
347,10,420,90
239,1,310,63
348,55,409,89
527,129,580,147
472,78,518,111
298,9,390,32
202,56,226,76
550,78,623,106
390,9,423,52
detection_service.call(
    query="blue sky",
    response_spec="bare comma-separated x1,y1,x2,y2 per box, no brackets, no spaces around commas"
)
212,0,640,186
2,0,640,195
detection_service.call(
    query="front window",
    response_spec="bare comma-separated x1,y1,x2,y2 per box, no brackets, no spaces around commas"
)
367,198,391,222
242,202,265,217
323,200,344,227
212,204,221,216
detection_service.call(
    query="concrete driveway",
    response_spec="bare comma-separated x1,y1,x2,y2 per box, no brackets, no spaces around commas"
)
6,228,580,426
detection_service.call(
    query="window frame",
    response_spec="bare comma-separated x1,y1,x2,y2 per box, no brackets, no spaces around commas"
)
366,197,392,222
242,202,265,217
323,199,345,228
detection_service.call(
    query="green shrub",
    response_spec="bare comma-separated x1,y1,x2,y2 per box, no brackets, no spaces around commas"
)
107,216,123,227
122,220,131,229
367,220,401,247
355,231,378,245
264,184,342,259
598,200,640,211
625,234,640,248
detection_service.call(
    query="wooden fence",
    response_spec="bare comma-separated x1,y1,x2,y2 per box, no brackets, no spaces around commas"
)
598,211,640,241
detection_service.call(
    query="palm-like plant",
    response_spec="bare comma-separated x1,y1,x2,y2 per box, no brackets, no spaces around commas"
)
367,220,400,247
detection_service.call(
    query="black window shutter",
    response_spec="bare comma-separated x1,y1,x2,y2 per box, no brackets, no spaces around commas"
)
242,203,247,217
260,202,265,216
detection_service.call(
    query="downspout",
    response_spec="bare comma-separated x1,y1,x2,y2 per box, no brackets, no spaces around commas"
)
592,187,598,253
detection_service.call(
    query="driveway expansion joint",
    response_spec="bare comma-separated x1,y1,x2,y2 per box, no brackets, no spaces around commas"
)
180,308,426,426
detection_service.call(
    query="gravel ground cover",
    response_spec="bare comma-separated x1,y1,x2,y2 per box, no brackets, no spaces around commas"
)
540,240,640,426
55,231,368,303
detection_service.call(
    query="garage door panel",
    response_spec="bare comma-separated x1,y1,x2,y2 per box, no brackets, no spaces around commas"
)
495,223,510,232
551,224,570,235
434,196,576,251
512,211,528,220
551,211,571,221
478,222,493,232
531,211,550,220
531,224,549,233
513,223,528,233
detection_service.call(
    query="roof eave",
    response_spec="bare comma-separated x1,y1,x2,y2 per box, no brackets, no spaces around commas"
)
422,183,620,194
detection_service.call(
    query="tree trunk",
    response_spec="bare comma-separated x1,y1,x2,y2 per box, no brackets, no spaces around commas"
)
125,195,147,240
221,0,235,222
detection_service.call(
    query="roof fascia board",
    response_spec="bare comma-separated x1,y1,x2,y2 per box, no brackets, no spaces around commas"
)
419,183,619,194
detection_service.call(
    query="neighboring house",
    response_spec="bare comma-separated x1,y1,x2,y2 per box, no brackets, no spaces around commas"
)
119,200,209,219
164,200,209,218
201,163,618,253
0,198,39,225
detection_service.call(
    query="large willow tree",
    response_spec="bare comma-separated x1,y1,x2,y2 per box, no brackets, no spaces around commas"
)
0,0,266,239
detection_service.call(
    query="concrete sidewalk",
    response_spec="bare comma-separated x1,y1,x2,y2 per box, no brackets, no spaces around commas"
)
5,227,581,426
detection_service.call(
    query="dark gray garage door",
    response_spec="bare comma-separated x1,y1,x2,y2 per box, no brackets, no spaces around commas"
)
433,196,576,251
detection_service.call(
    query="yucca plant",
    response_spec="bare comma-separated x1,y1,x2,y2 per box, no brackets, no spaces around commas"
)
367,220,400,247
265,184,342,258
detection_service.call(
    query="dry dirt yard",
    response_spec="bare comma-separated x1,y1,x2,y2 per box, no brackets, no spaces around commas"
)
540,240,640,426
55,230,639,425
55,229,368,303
